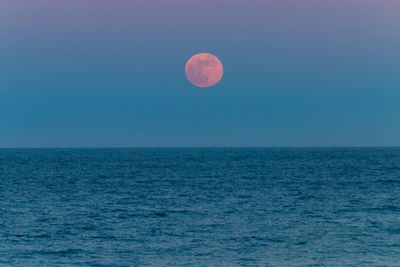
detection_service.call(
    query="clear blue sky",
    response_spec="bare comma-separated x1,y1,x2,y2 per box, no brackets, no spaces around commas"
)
1,0,399,147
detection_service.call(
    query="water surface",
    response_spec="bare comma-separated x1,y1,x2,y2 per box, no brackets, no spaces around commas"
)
1,148,399,266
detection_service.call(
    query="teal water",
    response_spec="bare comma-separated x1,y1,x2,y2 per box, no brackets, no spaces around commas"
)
1,148,399,266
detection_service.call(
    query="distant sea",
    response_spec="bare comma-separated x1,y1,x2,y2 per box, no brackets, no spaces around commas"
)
1,148,399,266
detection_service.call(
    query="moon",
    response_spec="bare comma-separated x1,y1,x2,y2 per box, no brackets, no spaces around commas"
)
185,53,223,87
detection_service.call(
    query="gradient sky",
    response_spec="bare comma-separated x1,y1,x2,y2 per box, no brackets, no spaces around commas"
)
1,0,399,147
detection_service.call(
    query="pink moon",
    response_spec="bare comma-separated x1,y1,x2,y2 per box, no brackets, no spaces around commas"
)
185,53,223,88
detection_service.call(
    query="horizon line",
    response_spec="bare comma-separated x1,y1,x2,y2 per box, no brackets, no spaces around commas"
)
0,146,399,149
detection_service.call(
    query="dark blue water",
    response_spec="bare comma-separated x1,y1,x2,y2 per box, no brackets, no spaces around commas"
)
1,148,400,266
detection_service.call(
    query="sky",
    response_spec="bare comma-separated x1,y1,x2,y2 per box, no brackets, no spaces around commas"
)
1,0,399,147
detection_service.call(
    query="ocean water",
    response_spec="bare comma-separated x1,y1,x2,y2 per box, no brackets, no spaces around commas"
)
0,148,400,266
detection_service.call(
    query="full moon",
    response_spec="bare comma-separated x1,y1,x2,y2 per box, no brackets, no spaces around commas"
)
185,53,223,87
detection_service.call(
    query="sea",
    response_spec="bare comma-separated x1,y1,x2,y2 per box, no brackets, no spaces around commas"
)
0,148,399,266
